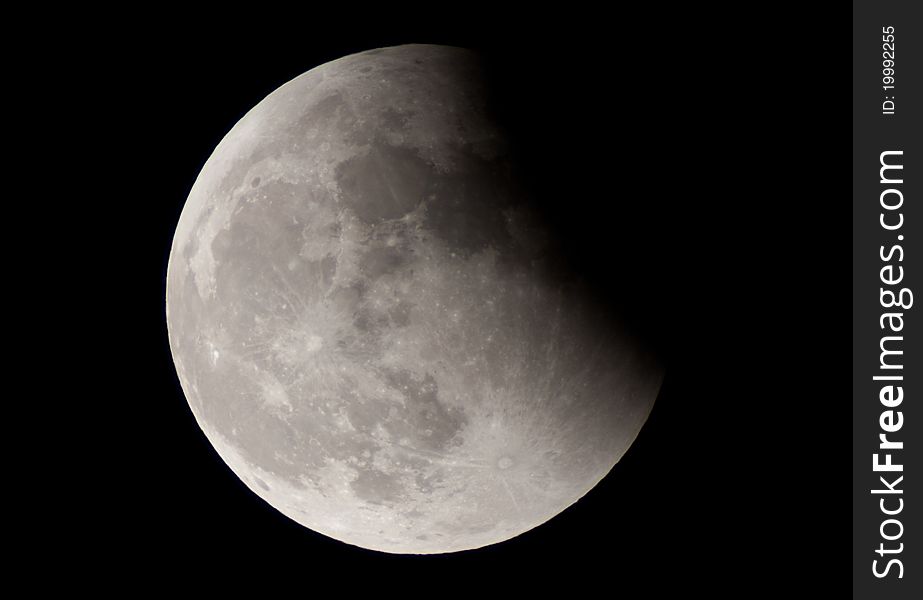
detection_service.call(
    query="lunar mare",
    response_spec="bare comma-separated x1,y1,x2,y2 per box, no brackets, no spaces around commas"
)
167,44,663,554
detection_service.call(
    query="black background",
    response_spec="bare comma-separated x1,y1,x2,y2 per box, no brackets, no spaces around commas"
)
59,6,852,595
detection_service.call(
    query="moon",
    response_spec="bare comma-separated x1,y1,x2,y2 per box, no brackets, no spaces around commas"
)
167,44,663,554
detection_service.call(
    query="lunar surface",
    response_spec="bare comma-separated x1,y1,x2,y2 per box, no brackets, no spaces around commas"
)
167,44,663,554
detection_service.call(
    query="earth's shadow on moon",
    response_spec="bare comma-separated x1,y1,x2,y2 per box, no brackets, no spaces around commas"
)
475,49,673,368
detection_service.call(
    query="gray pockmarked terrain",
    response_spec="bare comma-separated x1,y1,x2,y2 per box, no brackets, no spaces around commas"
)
167,44,663,554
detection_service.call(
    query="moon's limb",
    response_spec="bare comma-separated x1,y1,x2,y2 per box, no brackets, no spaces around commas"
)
167,44,663,554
